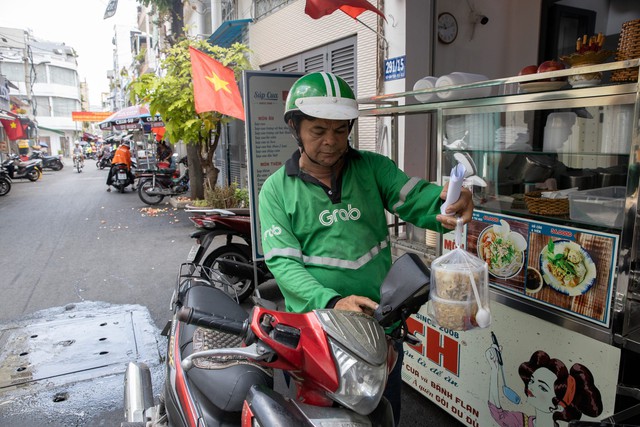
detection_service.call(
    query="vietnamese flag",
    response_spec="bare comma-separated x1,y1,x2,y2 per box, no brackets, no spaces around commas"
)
0,116,26,140
189,47,245,121
305,0,385,20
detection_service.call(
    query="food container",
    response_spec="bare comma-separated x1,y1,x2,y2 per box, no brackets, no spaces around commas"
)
428,218,490,331
430,295,477,331
569,186,626,227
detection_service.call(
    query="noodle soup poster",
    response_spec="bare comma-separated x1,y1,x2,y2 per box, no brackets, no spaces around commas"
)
465,211,618,327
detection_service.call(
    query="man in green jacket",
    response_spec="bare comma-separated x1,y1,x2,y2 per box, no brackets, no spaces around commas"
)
258,72,473,424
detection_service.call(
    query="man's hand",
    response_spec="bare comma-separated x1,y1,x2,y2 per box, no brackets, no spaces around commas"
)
334,295,379,316
436,184,474,230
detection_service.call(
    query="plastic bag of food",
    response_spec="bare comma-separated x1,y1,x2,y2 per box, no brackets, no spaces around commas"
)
428,217,491,331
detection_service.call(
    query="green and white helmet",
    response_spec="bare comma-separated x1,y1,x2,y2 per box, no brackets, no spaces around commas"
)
284,72,359,123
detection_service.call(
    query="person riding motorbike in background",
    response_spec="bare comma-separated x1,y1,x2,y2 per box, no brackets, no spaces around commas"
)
72,141,84,165
106,140,135,192
258,72,474,425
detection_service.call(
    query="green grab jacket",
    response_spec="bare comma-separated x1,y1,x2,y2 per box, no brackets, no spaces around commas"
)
258,148,445,313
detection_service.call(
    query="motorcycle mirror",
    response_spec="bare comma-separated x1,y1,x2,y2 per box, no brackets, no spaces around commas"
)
373,253,430,328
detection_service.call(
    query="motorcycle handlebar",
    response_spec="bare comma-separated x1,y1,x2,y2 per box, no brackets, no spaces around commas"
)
177,307,248,336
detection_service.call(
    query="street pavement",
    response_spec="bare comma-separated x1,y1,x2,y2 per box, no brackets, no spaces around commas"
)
0,159,460,426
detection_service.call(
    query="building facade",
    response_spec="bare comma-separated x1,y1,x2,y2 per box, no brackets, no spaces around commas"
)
0,26,82,157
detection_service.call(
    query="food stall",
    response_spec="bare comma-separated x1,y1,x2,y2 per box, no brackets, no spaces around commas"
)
359,58,640,425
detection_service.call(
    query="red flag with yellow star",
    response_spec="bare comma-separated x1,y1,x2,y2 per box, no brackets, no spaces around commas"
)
0,116,26,140
189,47,245,121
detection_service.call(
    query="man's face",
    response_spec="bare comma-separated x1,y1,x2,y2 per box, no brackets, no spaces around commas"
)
298,118,350,168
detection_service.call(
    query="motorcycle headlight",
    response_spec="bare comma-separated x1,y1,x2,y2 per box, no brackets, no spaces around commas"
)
327,338,387,415
315,310,388,415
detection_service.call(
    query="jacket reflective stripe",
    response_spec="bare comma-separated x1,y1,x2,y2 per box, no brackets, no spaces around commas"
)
392,177,421,213
264,236,389,270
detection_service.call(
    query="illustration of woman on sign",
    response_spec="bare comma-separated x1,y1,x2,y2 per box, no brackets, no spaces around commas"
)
485,344,603,427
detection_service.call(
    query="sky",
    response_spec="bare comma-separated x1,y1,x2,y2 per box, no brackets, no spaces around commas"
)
0,0,139,109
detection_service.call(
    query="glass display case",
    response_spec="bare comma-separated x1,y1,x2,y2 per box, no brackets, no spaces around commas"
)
359,60,640,424
361,59,640,346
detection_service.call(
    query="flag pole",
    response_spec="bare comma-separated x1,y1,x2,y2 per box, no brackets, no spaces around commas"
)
354,17,388,50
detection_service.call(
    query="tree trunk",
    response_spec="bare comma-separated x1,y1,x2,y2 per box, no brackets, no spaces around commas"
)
187,143,204,200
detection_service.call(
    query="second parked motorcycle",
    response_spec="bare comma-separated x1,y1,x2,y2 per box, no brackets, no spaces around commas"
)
187,207,272,302
29,150,63,171
137,156,189,205
2,155,42,181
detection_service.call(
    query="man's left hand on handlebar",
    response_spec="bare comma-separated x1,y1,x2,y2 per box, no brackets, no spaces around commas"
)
334,295,379,316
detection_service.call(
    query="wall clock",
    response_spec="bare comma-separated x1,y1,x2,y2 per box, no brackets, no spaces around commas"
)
437,12,458,44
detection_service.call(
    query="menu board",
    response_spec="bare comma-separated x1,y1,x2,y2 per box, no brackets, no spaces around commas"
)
451,210,619,327
243,71,304,259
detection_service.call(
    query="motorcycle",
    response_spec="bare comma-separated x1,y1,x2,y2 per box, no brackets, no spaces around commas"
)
108,162,135,193
29,150,64,171
73,154,84,173
186,207,272,302
137,156,189,205
0,165,11,196
1,155,42,182
96,151,113,169
122,252,430,427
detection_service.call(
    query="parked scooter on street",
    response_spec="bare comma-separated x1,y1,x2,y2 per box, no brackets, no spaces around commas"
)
122,252,430,427
0,165,11,196
187,207,271,302
1,155,42,182
137,156,189,205
29,150,64,171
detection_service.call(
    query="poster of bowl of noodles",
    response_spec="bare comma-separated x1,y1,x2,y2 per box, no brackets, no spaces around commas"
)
539,239,597,296
477,220,527,279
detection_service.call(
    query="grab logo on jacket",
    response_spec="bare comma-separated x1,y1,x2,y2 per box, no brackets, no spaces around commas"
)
263,224,282,239
319,204,361,226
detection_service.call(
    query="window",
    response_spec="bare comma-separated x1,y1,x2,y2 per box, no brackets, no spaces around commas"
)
34,96,51,117
1,62,24,83
222,0,237,21
254,0,295,19
52,97,79,116
33,64,48,84
49,66,77,87
262,37,356,91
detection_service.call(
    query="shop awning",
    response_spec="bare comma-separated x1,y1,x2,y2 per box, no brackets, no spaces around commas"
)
208,19,252,48
38,126,65,135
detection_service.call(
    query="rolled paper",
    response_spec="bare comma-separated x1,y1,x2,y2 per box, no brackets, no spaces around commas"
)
436,72,491,100
441,163,466,215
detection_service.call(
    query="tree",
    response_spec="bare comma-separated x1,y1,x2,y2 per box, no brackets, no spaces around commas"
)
129,38,251,199
137,0,184,44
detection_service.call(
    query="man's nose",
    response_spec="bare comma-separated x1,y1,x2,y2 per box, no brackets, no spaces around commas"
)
323,130,341,145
